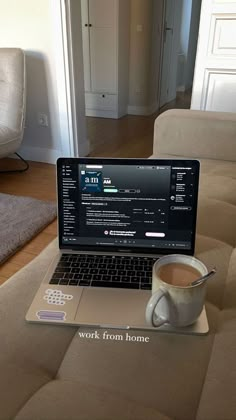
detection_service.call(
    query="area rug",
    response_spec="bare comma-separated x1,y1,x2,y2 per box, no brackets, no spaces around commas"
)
0,193,57,264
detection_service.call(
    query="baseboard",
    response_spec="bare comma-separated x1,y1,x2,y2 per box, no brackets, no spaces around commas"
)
14,145,63,164
127,105,149,116
127,102,158,116
85,109,119,119
14,142,91,164
177,85,186,92
148,102,159,115
86,103,159,118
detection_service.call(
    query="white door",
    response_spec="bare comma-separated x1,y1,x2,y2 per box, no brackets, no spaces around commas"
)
89,0,116,93
160,0,182,108
191,0,236,112
81,0,117,94
89,0,117,93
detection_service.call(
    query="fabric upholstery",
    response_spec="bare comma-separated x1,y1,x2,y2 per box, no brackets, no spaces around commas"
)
0,48,26,158
0,109,236,419
153,109,236,162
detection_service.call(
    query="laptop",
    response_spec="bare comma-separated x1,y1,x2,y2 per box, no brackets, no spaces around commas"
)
26,157,207,333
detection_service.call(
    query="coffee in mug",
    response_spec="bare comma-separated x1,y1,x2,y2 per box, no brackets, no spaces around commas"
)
145,254,208,328
157,263,201,287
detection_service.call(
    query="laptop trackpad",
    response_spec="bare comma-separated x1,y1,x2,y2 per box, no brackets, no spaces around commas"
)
76,287,151,328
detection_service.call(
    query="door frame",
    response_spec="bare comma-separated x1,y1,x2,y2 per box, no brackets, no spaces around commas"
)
51,0,89,157
153,0,166,113
53,0,170,144
53,0,202,155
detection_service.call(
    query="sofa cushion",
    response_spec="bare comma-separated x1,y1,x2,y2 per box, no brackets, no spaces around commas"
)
153,109,236,162
15,380,171,420
150,110,236,419
0,241,234,418
1,142,236,418
199,159,236,205
0,235,222,420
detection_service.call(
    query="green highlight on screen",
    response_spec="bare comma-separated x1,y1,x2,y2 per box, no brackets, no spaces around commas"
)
103,188,118,193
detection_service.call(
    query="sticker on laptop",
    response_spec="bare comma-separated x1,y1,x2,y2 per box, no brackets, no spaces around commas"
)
43,289,73,306
36,310,66,322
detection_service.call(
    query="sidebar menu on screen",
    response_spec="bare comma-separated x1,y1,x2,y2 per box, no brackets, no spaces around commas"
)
60,164,78,243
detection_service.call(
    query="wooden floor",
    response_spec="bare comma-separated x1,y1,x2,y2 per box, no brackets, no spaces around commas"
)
0,91,191,284
88,90,191,157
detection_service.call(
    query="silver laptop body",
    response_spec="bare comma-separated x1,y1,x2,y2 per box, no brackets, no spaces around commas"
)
26,157,207,333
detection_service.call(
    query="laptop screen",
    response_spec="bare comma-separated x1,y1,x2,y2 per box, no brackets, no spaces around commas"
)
57,158,200,255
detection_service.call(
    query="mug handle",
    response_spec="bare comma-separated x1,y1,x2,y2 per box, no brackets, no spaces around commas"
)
145,288,169,327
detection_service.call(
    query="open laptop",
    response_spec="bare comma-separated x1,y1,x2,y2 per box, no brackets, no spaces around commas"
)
26,157,207,333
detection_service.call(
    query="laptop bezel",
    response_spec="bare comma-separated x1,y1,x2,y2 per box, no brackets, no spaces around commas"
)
57,157,200,256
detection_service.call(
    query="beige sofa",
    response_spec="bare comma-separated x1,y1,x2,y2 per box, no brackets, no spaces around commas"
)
0,109,236,420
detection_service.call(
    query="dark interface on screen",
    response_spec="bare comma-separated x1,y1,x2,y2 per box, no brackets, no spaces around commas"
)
58,160,199,252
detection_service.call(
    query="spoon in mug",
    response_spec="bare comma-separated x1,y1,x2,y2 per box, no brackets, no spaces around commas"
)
190,267,217,286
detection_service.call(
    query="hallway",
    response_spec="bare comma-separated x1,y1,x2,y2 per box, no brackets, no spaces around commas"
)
88,90,191,158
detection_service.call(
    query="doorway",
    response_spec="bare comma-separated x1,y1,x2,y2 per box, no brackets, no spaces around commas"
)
160,0,202,111
65,0,202,158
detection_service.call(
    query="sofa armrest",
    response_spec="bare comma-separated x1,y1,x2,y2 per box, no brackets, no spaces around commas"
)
153,109,236,162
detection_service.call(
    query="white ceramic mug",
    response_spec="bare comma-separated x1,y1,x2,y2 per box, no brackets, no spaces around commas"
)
145,254,208,328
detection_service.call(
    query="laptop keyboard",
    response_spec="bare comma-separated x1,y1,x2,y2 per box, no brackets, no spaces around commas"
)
49,254,158,290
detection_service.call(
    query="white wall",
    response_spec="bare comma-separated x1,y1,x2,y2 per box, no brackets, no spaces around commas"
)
128,0,157,115
0,0,62,163
0,0,89,163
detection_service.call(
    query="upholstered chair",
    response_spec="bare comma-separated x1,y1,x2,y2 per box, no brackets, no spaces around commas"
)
0,48,28,172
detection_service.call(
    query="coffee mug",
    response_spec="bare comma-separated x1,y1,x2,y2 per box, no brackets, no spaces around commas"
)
145,254,208,328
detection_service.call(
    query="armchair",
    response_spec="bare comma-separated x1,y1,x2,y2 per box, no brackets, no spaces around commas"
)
0,48,28,173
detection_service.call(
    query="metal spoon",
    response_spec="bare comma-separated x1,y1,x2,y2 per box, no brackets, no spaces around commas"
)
190,268,216,286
